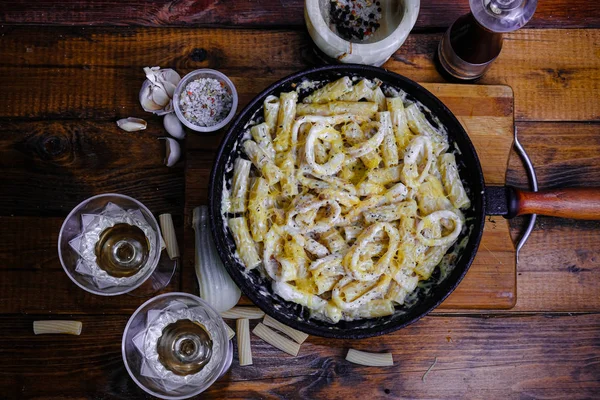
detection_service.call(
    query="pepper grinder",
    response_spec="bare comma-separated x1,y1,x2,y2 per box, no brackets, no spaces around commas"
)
437,0,537,82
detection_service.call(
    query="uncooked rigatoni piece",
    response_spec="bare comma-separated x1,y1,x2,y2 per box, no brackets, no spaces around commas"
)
221,307,265,320
236,319,252,366
33,320,82,336
262,315,309,344
159,213,180,259
253,323,301,356
225,323,236,340
346,349,394,367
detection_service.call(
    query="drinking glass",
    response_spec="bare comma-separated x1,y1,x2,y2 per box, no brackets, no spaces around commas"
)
58,193,177,296
122,292,233,399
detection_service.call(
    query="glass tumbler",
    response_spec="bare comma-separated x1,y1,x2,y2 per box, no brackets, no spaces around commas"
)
58,193,177,296
122,292,233,399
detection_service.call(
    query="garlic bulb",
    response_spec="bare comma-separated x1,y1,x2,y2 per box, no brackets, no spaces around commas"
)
163,112,186,139
116,117,147,132
160,137,181,167
139,66,181,116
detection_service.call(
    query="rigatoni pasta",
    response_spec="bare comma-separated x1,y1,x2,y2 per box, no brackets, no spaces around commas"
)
225,323,236,340
273,91,299,152
250,122,275,159
303,76,352,104
33,320,82,335
228,217,261,269
263,95,280,135
229,158,252,213
247,177,270,242
252,323,301,356
224,76,471,323
262,315,309,344
236,319,253,366
296,101,378,117
346,349,394,367
221,307,265,320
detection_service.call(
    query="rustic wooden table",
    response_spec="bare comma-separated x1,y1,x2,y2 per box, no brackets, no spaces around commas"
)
1,1,599,398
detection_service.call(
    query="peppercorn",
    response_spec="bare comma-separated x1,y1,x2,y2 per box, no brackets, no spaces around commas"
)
328,0,383,42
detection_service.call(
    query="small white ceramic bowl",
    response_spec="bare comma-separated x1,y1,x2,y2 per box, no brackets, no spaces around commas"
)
173,69,238,133
305,0,420,66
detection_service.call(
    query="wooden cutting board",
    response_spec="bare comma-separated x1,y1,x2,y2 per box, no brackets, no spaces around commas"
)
423,83,516,309
183,83,516,310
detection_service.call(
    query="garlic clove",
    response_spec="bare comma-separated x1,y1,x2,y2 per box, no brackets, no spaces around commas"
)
160,68,181,84
161,80,178,98
150,84,170,108
154,100,174,116
159,69,181,97
139,80,163,112
163,112,186,139
116,117,147,132
160,137,181,167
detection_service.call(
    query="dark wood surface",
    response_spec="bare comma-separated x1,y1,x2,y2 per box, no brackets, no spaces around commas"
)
1,0,599,29
1,1,599,398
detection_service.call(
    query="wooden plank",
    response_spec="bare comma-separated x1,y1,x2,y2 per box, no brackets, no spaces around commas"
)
0,120,170,169
415,0,600,30
0,166,183,217
0,66,280,120
0,28,597,122
514,222,600,312
0,120,184,217
1,314,598,398
0,215,183,269
0,217,64,271
0,0,598,29
504,122,600,312
489,30,600,122
0,27,308,71
506,122,600,189
0,269,179,314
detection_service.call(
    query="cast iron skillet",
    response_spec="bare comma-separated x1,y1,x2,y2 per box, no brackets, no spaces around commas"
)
208,64,600,339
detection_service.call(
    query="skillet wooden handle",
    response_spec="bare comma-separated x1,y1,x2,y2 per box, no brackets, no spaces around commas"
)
513,188,600,220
